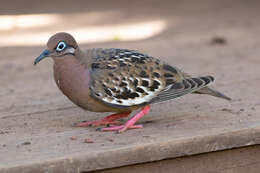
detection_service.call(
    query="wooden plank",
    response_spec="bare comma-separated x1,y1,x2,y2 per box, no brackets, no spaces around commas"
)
94,145,260,173
1,0,260,172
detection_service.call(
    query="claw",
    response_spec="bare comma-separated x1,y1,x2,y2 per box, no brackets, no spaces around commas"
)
76,112,131,127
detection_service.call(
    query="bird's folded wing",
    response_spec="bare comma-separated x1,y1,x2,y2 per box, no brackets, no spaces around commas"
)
88,48,170,108
87,48,214,108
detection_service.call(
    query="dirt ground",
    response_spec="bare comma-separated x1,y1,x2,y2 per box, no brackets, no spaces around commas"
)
0,0,260,172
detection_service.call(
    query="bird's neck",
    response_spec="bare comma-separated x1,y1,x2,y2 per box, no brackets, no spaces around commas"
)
75,48,92,67
53,55,80,68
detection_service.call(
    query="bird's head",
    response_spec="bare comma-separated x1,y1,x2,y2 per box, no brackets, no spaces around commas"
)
34,32,79,65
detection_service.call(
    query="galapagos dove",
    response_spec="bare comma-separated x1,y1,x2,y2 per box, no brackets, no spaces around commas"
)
34,32,231,133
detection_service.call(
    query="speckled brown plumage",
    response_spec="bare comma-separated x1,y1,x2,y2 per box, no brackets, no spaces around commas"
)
85,48,217,108
34,32,231,132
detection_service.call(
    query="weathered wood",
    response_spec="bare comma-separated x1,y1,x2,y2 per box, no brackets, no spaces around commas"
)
94,145,260,173
1,0,260,172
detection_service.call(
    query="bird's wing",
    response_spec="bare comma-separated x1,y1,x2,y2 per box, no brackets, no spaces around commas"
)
88,48,168,108
88,48,214,108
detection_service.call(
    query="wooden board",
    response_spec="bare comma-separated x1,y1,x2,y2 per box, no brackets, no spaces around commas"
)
1,0,260,172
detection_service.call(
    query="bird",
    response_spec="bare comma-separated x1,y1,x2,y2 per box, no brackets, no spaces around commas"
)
34,32,231,133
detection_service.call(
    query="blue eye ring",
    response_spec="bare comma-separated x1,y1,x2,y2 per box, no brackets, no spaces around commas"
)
56,41,66,51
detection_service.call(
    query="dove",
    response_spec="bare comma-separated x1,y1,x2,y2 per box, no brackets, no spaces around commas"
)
34,32,231,133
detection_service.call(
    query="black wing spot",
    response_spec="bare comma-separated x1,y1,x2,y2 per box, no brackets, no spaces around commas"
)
140,70,149,78
129,92,139,99
91,63,100,69
141,80,149,87
116,100,122,103
152,72,160,78
136,87,145,93
133,79,139,87
95,92,101,97
104,88,112,96
122,88,132,99
149,80,160,91
163,64,178,74
115,87,139,100
110,87,117,92
119,81,128,87
114,77,120,81
164,73,174,77
154,80,160,87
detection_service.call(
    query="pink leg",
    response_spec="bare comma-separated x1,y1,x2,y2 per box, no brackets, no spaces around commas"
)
76,112,131,127
101,124,143,131
101,105,150,133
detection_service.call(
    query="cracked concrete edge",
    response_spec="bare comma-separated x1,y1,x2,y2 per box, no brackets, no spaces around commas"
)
1,126,260,173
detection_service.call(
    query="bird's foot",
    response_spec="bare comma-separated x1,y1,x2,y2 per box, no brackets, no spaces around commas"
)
76,111,131,127
101,124,143,132
100,105,150,133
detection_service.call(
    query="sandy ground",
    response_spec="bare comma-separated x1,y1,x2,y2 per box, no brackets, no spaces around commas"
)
0,0,260,172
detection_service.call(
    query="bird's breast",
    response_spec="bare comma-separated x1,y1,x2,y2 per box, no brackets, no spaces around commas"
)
53,58,92,109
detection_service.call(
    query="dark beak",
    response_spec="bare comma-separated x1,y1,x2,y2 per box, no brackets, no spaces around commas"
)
34,49,51,65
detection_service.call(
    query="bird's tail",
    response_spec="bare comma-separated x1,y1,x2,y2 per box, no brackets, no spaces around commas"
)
193,86,231,101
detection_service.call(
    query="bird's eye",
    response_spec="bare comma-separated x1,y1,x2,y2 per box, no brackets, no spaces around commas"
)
56,41,66,51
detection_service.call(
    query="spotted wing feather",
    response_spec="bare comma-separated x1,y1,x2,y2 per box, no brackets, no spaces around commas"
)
88,48,214,108
88,48,181,108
